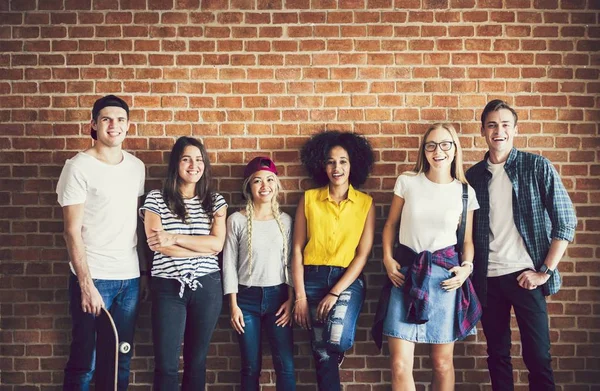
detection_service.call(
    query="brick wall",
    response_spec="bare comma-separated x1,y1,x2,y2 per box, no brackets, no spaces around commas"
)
1,0,598,389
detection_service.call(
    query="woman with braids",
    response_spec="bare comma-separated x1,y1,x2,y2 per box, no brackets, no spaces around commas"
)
372,123,481,391
222,156,296,390
292,130,376,391
140,136,227,390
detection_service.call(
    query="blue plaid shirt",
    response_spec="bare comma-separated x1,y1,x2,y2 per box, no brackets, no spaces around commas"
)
466,148,576,306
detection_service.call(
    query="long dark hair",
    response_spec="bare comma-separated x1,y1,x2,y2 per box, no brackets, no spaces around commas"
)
162,137,214,224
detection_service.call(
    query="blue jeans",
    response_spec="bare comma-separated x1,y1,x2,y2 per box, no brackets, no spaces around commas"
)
304,266,365,391
151,273,223,391
236,284,296,391
63,273,140,391
482,271,555,391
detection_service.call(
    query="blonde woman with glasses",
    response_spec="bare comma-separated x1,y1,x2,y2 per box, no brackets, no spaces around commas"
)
373,123,482,391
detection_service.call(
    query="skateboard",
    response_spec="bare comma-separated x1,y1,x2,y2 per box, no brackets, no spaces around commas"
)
95,307,131,391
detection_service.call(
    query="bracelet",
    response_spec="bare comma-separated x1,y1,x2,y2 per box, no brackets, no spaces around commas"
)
328,292,340,298
461,261,474,272
295,297,307,303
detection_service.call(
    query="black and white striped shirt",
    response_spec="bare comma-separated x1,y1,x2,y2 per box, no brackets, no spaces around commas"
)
141,190,227,293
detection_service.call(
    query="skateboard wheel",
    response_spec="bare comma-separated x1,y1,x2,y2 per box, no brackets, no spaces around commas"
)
119,342,131,354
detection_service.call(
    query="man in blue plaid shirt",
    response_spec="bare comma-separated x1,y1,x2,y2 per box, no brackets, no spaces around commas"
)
466,100,576,391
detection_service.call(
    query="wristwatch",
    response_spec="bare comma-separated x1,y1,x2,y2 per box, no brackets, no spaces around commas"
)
539,264,554,277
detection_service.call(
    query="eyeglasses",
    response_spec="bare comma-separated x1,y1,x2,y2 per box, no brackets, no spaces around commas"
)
424,141,454,152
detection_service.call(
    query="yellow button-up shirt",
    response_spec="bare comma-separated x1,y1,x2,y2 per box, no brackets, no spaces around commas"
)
303,185,373,268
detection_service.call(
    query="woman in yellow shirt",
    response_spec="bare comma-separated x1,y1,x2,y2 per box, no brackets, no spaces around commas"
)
292,130,376,391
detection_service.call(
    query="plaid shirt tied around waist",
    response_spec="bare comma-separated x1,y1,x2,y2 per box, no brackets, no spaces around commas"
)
371,244,482,350
403,244,482,340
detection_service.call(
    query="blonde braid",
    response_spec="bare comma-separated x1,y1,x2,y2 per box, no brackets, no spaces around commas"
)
271,197,289,284
245,199,254,278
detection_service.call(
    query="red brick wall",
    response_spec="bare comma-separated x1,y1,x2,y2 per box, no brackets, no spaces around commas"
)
1,0,598,389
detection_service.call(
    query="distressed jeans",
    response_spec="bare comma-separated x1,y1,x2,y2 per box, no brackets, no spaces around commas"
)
304,266,365,391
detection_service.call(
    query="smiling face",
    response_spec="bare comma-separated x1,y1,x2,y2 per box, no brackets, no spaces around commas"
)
482,108,518,163
91,106,129,148
178,145,205,186
249,170,279,205
424,126,456,172
325,145,351,187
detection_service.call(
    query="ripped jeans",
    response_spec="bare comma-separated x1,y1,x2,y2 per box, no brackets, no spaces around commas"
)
304,266,365,391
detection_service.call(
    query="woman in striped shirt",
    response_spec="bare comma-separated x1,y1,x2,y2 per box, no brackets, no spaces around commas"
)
140,136,227,390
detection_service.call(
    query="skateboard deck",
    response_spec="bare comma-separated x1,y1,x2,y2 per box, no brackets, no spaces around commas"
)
95,307,118,391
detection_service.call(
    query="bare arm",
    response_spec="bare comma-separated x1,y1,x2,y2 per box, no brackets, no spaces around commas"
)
274,284,294,327
228,293,245,334
381,195,406,287
461,210,475,265
137,196,152,301
292,195,310,329
62,204,104,315
137,197,152,272
543,239,569,271
291,195,307,299
442,210,476,291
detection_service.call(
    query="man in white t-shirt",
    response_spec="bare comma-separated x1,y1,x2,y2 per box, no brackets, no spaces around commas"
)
466,100,576,391
57,95,148,390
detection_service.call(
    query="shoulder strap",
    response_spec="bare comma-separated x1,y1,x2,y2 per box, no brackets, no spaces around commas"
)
455,183,468,254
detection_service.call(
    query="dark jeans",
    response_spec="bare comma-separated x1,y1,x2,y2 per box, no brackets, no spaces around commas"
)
151,273,223,391
304,266,365,391
63,274,140,391
481,271,555,391
236,284,296,391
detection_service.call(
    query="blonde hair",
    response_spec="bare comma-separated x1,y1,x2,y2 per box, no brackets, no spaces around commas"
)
412,123,468,184
241,173,288,279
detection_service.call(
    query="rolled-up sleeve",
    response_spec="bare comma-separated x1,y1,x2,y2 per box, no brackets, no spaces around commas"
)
542,160,577,242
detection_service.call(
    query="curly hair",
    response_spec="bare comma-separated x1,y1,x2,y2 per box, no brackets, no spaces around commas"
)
300,130,374,188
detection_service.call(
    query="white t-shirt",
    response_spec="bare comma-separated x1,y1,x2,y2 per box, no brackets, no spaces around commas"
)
56,151,145,280
487,160,535,276
395,172,480,253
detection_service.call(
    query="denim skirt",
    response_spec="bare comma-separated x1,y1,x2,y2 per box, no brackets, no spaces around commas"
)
382,263,476,344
